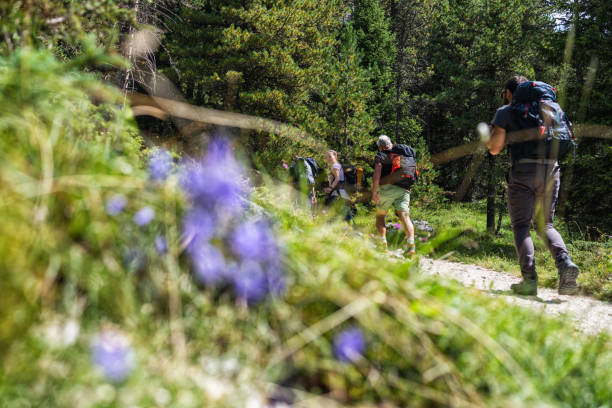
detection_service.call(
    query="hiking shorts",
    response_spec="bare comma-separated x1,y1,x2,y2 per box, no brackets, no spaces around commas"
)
377,184,410,213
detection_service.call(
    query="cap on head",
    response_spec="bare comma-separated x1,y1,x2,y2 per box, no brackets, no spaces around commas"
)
377,135,392,149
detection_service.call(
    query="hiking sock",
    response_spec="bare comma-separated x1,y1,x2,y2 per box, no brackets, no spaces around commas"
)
404,237,416,255
377,236,388,250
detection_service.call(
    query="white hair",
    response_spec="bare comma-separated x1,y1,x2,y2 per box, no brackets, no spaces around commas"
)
377,135,393,149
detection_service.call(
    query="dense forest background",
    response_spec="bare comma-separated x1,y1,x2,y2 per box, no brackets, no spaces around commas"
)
2,0,610,236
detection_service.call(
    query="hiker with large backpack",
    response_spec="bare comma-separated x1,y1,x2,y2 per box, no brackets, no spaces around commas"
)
371,135,418,255
488,76,579,296
289,156,318,212
322,150,355,223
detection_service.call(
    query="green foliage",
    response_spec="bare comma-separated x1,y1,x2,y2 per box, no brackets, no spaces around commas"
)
158,1,384,167
159,1,340,125
0,48,148,358
318,23,375,156
542,0,612,235
562,139,612,238
384,0,437,142
0,0,133,57
351,0,397,131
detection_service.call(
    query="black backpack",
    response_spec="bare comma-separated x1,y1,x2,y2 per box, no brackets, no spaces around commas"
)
510,81,576,161
305,157,319,180
340,163,359,194
380,145,418,189
290,157,318,187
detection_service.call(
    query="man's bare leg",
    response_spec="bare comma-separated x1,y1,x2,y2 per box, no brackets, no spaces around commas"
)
375,210,388,249
396,210,415,254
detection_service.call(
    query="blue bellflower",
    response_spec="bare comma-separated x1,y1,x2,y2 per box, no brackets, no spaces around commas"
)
154,235,167,254
230,220,277,261
180,135,286,303
264,259,286,296
183,208,215,252
192,243,227,285
134,206,155,226
106,195,127,216
148,149,173,182
179,139,246,214
91,330,135,383
333,327,366,363
233,261,269,304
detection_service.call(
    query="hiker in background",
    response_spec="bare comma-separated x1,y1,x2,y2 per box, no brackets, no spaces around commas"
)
371,135,417,255
323,150,354,223
289,155,318,213
488,75,579,296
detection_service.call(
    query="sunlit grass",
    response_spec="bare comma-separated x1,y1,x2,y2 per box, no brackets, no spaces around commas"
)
407,201,612,300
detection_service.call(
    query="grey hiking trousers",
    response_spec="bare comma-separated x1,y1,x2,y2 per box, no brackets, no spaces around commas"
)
507,161,569,279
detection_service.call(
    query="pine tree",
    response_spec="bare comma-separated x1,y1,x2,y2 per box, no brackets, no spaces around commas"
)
320,23,375,157
350,0,396,133
158,0,342,132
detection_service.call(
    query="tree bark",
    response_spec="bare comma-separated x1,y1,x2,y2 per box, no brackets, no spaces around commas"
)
486,153,496,232
495,183,505,235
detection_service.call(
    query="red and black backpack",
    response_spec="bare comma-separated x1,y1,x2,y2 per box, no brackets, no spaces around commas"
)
380,145,418,189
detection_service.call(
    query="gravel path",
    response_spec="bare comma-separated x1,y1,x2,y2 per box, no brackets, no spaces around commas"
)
419,257,612,336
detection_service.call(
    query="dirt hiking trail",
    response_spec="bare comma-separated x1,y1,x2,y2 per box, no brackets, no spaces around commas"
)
419,257,612,336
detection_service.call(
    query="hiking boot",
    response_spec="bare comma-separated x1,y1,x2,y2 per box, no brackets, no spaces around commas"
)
557,258,580,295
403,244,416,257
510,278,538,296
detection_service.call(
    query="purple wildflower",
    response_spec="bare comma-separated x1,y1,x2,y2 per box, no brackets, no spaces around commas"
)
91,330,135,382
134,206,155,226
179,139,246,214
233,261,269,304
333,327,366,363
232,258,286,304
230,220,277,261
393,223,402,230
265,261,286,297
106,195,127,216
183,208,215,252
154,235,167,254
148,149,173,182
191,243,227,286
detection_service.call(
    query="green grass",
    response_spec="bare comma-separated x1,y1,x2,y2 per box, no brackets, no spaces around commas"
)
356,198,611,300
403,202,612,300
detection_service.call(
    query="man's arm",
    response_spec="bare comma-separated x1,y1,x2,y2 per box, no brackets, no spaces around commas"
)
372,162,382,204
487,125,506,155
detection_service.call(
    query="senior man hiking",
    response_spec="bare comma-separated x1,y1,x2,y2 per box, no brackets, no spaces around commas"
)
371,135,418,255
488,75,579,296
